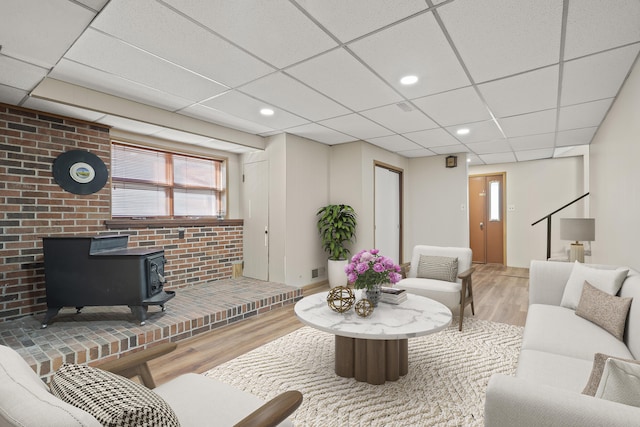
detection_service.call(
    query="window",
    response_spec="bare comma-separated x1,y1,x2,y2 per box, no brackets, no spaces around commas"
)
489,180,501,222
111,143,226,218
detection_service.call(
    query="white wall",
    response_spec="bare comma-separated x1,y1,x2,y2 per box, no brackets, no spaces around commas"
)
590,59,640,270
405,154,469,262
471,156,585,267
265,134,287,283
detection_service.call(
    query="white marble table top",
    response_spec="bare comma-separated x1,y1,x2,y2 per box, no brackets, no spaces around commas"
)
294,291,452,340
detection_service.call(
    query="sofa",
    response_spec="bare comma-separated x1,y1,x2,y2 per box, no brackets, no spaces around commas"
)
485,260,640,426
397,245,474,330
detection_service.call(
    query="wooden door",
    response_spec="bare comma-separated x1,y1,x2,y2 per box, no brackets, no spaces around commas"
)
469,174,505,264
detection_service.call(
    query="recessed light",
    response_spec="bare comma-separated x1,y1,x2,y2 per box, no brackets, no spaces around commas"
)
400,75,418,85
456,128,470,135
260,108,274,116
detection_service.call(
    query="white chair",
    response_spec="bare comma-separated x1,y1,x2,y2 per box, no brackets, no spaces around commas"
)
397,245,475,331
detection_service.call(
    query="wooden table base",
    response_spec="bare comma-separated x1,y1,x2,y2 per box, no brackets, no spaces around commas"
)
334,335,408,385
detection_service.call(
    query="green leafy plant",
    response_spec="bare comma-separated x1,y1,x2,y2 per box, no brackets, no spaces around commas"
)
316,204,357,261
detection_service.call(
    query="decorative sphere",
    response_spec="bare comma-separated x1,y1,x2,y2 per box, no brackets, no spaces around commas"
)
355,299,374,317
327,286,355,313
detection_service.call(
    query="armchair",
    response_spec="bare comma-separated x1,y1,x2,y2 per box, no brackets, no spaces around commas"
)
0,342,302,427
396,245,475,331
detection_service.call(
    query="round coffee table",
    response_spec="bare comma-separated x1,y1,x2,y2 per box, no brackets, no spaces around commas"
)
294,291,452,385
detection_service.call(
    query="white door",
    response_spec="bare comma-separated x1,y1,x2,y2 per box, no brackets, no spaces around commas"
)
242,161,269,280
375,165,401,264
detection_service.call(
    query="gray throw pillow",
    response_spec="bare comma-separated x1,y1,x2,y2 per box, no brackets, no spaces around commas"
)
575,281,632,341
417,255,458,282
51,364,180,427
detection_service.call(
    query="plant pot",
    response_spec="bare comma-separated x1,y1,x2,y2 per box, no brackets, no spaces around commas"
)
328,259,348,289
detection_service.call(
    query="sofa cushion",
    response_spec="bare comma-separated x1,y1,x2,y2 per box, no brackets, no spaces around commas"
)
154,373,294,427
417,255,458,282
595,358,640,407
0,345,101,427
576,281,632,341
560,262,628,310
583,353,640,396
396,277,461,309
522,304,633,361
516,348,595,392
50,364,180,427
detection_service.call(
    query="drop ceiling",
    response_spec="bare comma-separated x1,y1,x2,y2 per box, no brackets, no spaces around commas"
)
1,0,639,164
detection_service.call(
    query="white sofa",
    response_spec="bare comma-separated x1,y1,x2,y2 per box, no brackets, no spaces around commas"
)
397,245,474,330
485,260,640,426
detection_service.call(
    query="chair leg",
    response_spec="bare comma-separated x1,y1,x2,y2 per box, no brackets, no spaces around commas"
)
458,283,466,331
468,277,475,315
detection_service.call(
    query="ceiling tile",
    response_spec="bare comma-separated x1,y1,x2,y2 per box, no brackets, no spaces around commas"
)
445,120,504,143
240,72,350,121
318,113,393,140
555,127,597,147
349,12,470,99
399,148,436,158
413,86,491,127
479,152,517,164
498,109,557,138
163,0,337,68
467,154,483,165
65,29,229,102
366,135,420,152
558,98,613,131
91,0,274,87
201,91,309,130
285,123,355,145
0,85,27,105
466,139,512,155
23,98,105,122
179,104,275,135
50,59,195,111
515,148,554,162
564,0,640,60
295,0,428,42
438,0,563,82
509,133,555,151
404,128,459,148
287,48,402,111
478,65,559,118
430,144,469,155
561,44,640,106
0,0,96,68
0,56,47,90
360,103,438,134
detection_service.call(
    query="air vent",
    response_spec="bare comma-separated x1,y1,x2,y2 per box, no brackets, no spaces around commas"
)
396,102,413,112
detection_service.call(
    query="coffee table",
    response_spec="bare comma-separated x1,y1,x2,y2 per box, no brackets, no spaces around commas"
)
294,291,452,385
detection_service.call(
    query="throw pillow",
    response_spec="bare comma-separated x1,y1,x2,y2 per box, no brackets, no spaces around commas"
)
417,255,458,282
595,358,640,407
582,353,640,396
575,281,632,341
560,262,629,310
50,364,180,427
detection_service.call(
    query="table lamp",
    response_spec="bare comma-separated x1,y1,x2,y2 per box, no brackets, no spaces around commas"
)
560,218,595,263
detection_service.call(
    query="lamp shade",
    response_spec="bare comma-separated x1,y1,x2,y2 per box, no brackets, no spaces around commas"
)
560,218,595,242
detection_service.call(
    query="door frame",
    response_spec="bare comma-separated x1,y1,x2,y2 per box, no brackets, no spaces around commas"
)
373,161,403,264
469,172,507,265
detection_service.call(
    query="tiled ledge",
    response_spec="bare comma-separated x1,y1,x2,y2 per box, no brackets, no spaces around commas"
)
0,278,302,383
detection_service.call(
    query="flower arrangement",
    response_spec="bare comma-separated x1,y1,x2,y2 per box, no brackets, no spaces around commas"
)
344,249,402,290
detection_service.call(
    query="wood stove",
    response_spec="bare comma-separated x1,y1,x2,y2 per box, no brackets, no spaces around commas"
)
41,235,175,327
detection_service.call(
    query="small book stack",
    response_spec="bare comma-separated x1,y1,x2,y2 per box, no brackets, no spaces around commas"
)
380,287,407,305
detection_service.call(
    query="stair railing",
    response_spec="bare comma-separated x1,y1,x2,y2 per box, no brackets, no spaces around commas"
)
531,193,590,260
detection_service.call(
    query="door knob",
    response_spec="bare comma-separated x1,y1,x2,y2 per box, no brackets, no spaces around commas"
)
480,222,484,230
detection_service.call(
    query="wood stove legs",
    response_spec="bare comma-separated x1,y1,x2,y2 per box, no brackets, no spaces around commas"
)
129,305,149,325
41,307,62,328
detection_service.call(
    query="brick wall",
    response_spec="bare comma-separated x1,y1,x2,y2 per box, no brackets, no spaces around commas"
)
0,104,242,322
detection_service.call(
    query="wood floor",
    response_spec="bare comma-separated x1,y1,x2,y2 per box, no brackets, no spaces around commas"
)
148,263,529,386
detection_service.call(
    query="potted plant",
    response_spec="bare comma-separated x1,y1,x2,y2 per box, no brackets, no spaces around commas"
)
345,249,402,306
316,204,357,288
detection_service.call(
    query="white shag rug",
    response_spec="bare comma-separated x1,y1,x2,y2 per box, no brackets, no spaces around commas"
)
204,317,523,427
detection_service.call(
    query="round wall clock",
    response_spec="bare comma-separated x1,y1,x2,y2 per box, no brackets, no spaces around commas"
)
52,150,108,195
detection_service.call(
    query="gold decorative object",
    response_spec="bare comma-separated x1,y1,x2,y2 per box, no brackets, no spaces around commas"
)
327,286,355,313
355,299,374,317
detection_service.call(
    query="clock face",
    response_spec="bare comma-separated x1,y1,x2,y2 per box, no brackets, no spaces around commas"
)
52,150,108,195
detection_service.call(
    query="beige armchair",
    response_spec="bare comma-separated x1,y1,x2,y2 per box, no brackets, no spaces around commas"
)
0,343,302,427
396,245,475,331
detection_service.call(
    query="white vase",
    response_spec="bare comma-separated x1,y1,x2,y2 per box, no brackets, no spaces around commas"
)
327,259,348,288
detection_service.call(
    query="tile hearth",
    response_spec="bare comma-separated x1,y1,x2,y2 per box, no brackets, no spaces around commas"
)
0,278,302,382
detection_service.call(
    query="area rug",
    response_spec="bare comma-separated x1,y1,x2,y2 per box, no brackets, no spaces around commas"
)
204,317,523,426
